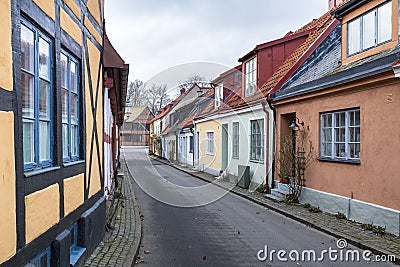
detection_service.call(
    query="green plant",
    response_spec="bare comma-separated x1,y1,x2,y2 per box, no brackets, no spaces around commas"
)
257,183,266,193
303,203,311,208
372,226,386,235
361,223,374,231
361,223,386,235
335,212,347,220
283,194,299,204
308,206,321,213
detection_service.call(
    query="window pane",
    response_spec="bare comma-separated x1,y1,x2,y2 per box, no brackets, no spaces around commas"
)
62,89,68,123
21,24,34,72
40,253,48,267
336,143,346,158
39,80,50,120
39,121,50,161
61,53,68,88
355,110,360,125
355,143,360,158
22,72,35,118
362,11,376,50
23,120,35,163
71,61,77,93
348,19,361,55
71,93,78,124
62,124,68,158
349,127,355,142
378,2,392,43
349,144,355,158
38,37,50,80
355,127,360,142
71,125,78,157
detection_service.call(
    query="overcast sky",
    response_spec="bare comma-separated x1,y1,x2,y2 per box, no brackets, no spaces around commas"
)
104,0,328,85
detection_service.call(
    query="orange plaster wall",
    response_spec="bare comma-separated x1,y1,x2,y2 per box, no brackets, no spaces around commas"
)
274,77,400,210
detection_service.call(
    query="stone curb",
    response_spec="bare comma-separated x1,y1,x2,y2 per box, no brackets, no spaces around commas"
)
150,155,400,265
122,156,143,267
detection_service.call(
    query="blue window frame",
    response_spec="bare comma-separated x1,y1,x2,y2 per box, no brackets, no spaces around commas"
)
61,50,80,162
29,246,51,267
347,1,392,56
21,19,53,171
68,222,86,265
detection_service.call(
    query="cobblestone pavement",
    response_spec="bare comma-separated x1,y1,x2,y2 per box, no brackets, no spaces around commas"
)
83,159,142,267
152,156,400,265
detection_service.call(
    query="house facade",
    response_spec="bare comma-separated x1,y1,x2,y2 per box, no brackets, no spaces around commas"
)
121,106,154,147
0,0,125,265
103,33,129,197
271,0,400,235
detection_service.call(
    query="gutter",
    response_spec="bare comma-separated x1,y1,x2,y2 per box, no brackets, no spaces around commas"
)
263,99,276,193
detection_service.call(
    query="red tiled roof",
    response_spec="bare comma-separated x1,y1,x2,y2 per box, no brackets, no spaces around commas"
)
261,11,338,98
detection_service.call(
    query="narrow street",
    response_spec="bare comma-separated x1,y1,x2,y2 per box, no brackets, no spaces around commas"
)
123,147,394,267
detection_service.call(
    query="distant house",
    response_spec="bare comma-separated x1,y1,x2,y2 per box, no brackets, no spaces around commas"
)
122,106,154,147
271,0,400,235
162,84,210,163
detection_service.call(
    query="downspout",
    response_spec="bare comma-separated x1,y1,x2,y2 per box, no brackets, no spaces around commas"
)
262,98,276,194
190,127,194,167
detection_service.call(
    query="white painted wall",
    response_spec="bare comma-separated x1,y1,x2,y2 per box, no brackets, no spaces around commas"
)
219,104,274,190
104,88,114,197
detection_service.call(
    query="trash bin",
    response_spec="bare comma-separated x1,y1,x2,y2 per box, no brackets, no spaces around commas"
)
237,165,250,189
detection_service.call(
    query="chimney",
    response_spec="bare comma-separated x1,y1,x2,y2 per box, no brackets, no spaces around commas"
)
180,88,185,94
329,0,344,10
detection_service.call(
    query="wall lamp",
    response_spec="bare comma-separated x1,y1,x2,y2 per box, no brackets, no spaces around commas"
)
289,116,304,129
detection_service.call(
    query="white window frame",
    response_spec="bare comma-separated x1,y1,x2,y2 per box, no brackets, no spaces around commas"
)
347,1,392,56
250,119,264,162
244,57,257,96
206,131,214,155
320,109,360,161
214,83,223,108
232,122,239,158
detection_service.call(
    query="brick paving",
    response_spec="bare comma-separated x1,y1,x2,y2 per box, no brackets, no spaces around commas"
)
83,159,142,267
152,156,400,265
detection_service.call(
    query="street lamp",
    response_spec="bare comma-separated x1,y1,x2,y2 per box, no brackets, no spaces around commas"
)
289,116,304,179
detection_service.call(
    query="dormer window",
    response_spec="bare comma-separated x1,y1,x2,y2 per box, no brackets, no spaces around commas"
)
244,57,257,96
347,1,392,56
214,83,223,108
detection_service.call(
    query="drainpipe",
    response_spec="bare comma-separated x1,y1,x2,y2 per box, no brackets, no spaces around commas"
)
262,98,276,194
190,127,194,167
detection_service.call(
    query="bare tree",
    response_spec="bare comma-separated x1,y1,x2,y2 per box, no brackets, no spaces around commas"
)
144,83,171,114
276,127,316,203
127,79,146,106
178,74,209,91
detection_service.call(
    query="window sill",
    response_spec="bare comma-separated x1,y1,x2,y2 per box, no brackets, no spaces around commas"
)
250,159,264,164
24,166,61,177
318,157,360,165
63,160,85,168
232,156,239,159
206,152,214,156
70,247,86,267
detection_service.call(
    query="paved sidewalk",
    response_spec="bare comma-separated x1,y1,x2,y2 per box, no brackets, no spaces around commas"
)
83,159,142,267
152,156,400,265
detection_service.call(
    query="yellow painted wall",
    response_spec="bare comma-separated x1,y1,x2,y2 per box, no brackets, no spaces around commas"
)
25,184,59,244
86,0,101,25
60,8,82,44
196,120,221,172
0,0,13,91
63,174,84,216
84,18,102,47
32,0,55,20
63,0,81,19
0,112,16,264
85,38,103,198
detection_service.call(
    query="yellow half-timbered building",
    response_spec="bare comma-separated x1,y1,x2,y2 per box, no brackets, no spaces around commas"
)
0,0,118,266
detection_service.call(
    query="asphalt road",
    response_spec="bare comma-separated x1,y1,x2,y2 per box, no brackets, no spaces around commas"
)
124,147,393,267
